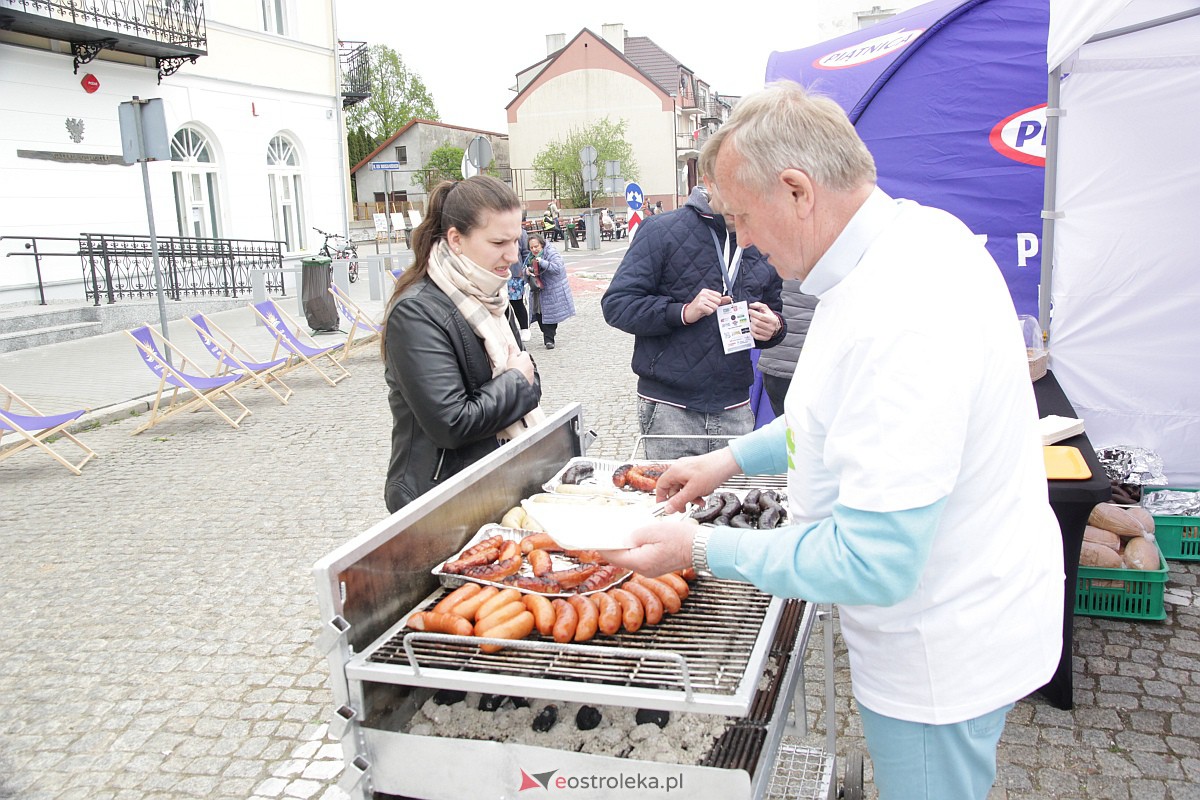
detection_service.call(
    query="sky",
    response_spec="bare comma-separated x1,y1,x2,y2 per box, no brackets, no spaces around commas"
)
333,2,836,133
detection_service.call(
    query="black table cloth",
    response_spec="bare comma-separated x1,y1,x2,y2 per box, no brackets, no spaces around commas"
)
1033,370,1112,710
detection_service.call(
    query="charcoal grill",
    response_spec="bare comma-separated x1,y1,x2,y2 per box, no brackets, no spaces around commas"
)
314,405,840,799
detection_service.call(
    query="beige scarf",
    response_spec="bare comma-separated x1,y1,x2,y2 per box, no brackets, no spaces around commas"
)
426,240,545,442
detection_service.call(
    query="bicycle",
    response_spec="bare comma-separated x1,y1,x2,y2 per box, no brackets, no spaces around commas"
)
314,226,360,283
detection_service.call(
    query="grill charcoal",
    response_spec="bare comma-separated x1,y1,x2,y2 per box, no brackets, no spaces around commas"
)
478,693,504,712
575,705,603,730
433,689,466,706
635,708,670,729
532,704,559,732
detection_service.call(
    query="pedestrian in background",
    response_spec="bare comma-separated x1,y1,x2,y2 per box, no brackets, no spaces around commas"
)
525,233,575,350
508,228,531,342
756,280,819,417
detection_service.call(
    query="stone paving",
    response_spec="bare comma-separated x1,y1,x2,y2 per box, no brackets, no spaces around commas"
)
1,238,1198,799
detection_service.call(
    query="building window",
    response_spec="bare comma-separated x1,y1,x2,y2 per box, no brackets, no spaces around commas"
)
396,146,407,165
262,0,288,35
267,134,305,252
170,126,222,239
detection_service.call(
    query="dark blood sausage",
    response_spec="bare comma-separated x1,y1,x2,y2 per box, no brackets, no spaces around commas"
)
575,565,624,593
543,564,599,589
691,495,723,524
440,545,500,574
560,463,595,485
461,555,523,581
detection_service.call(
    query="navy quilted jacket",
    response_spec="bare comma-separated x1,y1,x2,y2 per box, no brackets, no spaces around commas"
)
602,187,784,412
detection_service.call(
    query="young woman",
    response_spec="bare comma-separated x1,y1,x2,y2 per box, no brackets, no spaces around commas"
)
525,233,576,349
381,176,544,513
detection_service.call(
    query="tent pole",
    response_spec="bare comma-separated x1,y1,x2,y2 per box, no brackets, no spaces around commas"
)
1038,66,1064,343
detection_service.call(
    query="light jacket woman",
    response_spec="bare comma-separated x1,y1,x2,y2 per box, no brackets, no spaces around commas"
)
525,233,576,349
382,177,544,513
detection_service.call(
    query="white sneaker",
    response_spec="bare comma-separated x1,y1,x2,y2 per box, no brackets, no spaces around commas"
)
520,329,531,342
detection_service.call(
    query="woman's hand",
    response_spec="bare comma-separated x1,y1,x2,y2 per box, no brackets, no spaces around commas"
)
505,344,535,384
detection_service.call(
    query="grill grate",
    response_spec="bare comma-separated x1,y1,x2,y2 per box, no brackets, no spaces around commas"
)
765,743,835,799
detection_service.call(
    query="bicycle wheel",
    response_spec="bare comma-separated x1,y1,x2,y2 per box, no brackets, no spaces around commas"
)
347,245,359,283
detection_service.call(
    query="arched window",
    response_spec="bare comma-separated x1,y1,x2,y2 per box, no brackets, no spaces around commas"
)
170,127,223,239
267,134,306,252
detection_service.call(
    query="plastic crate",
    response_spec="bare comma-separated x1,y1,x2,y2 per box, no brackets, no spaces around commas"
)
1142,488,1200,561
1075,539,1168,621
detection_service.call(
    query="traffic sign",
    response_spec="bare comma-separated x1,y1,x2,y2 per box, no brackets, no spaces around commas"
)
371,161,400,170
625,183,644,211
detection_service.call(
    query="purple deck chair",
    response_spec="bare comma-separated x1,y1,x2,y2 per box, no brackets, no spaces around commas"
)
250,300,350,387
189,313,294,405
124,324,251,435
328,283,383,354
0,382,98,475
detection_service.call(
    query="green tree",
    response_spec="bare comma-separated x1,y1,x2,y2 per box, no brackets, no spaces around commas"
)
345,45,438,165
531,118,639,209
413,144,464,193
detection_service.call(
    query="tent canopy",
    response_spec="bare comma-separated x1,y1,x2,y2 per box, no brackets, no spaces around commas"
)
766,0,1050,315
1044,0,1200,486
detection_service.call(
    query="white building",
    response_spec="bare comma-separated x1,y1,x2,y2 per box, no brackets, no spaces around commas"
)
0,0,361,306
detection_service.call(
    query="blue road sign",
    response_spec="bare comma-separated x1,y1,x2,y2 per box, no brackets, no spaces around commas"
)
625,183,644,211
371,161,401,170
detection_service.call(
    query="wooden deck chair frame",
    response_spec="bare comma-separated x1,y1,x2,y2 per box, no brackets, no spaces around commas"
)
250,300,351,387
124,324,252,435
0,383,97,475
189,313,294,405
328,283,383,354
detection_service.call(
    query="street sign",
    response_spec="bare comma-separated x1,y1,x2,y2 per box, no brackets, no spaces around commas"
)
580,145,598,164
603,177,623,194
605,160,620,177
625,183,644,211
371,161,401,170
118,98,170,164
582,162,598,181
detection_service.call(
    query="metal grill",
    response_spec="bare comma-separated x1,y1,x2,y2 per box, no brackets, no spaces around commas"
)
765,743,835,799
348,579,784,716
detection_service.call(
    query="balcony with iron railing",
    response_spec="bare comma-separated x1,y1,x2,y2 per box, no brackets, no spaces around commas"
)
339,39,369,108
0,0,207,81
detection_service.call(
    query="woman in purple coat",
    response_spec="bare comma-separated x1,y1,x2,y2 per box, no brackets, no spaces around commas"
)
525,233,576,349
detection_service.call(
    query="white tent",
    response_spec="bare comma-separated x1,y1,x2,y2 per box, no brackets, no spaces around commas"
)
1043,0,1200,486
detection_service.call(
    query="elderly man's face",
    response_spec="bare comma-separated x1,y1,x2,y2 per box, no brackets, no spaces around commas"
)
712,150,808,280
704,180,736,232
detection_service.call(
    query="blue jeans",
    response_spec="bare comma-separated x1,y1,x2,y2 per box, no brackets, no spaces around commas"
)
636,398,754,460
857,700,1013,800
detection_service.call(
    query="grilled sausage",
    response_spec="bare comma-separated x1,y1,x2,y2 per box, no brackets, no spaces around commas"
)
543,564,599,589
433,583,482,615
528,548,554,577
551,598,578,643
575,564,624,593
478,611,535,654
568,594,599,642
623,581,664,625
503,574,563,593
655,572,690,601
440,545,500,574
406,611,473,637
461,555,523,582
474,601,528,636
594,590,622,635
498,539,520,561
474,588,521,622
676,568,697,582
611,463,634,488
523,593,556,636
449,585,498,621
633,575,682,614
520,532,564,554
460,535,504,559
563,549,605,563
608,587,644,633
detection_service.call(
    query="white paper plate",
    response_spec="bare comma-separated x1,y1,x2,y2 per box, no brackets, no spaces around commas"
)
521,495,661,550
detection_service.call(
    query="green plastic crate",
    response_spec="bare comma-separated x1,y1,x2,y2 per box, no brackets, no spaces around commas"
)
1142,488,1200,561
1075,539,1167,621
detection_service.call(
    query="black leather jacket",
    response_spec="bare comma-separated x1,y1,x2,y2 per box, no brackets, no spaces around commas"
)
384,277,542,513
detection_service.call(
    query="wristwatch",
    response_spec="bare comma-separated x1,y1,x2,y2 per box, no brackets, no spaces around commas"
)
691,527,714,578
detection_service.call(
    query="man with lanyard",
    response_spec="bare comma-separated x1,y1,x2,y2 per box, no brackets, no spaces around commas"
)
602,181,785,460
599,82,1063,800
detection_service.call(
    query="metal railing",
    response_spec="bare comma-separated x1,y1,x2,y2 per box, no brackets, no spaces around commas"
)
0,0,208,49
2,234,286,305
80,233,286,305
339,40,370,107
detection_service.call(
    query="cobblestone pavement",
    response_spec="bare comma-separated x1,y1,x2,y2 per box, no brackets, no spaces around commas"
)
1,239,1198,799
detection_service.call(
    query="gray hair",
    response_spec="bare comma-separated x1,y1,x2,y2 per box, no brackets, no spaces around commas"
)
699,81,876,193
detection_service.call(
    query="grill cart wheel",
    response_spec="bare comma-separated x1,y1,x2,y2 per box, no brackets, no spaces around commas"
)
839,750,864,800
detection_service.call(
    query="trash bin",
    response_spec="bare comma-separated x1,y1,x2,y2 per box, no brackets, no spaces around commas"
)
301,255,339,333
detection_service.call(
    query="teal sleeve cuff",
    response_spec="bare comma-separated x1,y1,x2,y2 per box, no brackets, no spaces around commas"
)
729,417,788,476
704,499,947,605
